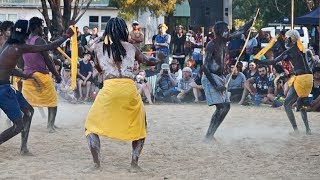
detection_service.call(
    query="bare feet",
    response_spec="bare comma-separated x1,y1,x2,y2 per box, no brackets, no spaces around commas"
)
20,149,34,156
48,127,56,133
81,163,101,173
306,129,312,135
129,164,143,173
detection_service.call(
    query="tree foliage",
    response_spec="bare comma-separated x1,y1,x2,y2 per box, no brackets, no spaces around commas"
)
109,0,185,20
39,0,93,35
233,0,315,27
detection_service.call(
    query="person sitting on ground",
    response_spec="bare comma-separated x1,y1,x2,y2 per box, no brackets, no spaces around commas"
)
77,52,93,101
226,62,246,102
135,70,153,105
309,66,320,111
186,58,198,79
239,65,273,106
244,61,259,79
189,68,205,102
170,59,182,81
155,63,178,101
57,65,77,103
133,60,140,76
145,64,159,77
267,64,287,107
175,67,194,103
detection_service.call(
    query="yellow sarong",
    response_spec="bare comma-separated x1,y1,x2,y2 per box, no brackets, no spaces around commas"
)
288,74,313,97
85,79,146,141
22,72,57,107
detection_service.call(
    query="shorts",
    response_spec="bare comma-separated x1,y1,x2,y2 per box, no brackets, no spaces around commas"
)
0,84,29,122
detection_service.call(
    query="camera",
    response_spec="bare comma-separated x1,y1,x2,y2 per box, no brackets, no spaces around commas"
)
163,70,168,75
136,75,143,83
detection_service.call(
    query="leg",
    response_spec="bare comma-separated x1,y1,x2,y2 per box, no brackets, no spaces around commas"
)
78,79,84,99
20,104,34,155
193,88,200,102
86,133,101,168
238,87,250,105
85,81,92,101
297,97,312,135
142,87,153,104
38,107,47,119
284,87,299,132
47,106,58,133
131,138,145,170
205,103,230,139
0,119,24,145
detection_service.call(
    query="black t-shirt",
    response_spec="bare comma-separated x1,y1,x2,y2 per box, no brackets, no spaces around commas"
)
254,76,271,95
311,84,320,100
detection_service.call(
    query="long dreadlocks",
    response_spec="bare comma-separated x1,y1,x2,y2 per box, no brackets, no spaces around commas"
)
103,17,129,62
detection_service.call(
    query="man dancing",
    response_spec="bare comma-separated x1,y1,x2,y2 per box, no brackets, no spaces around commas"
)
22,17,62,133
0,20,73,154
255,30,313,135
202,19,253,140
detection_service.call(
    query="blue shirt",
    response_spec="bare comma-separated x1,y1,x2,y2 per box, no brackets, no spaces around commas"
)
254,76,272,95
79,60,93,77
155,34,171,56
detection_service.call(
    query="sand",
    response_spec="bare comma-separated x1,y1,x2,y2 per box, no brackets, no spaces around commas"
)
0,102,320,179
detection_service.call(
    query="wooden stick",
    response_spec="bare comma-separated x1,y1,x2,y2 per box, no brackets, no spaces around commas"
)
225,9,260,88
201,27,205,64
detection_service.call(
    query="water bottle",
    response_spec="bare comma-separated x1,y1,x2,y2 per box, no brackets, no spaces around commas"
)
92,91,97,101
254,94,261,106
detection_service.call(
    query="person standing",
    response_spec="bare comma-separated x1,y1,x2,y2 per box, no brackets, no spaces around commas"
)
22,17,62,133
171,25,186,69
155,23,171,65
128,20,144,50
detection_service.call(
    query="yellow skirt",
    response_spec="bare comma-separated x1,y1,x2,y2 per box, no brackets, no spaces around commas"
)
85,79,146,141
22,72,57,107
288,74,313,97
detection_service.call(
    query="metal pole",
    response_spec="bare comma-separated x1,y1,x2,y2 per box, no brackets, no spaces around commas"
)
291,0,294,30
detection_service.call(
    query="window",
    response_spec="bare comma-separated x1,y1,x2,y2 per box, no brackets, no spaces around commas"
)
0,14,6,21
8,14,17,22
101,16,110,30
89,16,99,29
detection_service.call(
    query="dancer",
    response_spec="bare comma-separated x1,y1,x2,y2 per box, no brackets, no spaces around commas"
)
22,17,62,133
84,17,164,171
0,19,73,154
255,30,313,135
202,19,253,140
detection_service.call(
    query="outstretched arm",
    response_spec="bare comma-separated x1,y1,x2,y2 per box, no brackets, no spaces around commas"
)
255,51,288,65
229,18,254,40
135,46,164,66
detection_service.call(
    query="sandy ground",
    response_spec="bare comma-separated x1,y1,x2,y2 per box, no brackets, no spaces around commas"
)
0,102,320,180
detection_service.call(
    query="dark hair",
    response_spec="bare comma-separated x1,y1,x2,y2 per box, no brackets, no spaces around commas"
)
310,43,319,55
7,20,29,44
258,65,268,71
103,17,129,62
214,21,228,37
273,64,285,74
29,17,43,32
0,21,14,33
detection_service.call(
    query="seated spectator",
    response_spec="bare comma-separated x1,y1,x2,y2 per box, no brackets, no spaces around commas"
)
175,67,194,103
244,61,259,79
170,59,182,81
135,70,153,105
155,63,178,101
77,52,93,101
226,63,246,102
309,43,320,67
186,58,199,79
267,64,287,107
309,67,320,111
239,65,273,106
249,47,266,61
145,65,159,77
133,60,140,76
189,68,205,102
57,66,77,103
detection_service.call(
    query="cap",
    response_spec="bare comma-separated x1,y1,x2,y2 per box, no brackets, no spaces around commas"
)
11,20,29,42
170,59,179,64
132,20,139,25
182,67,192,73
161,63,170,70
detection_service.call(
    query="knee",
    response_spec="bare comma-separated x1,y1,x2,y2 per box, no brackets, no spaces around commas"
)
13,121,24,133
